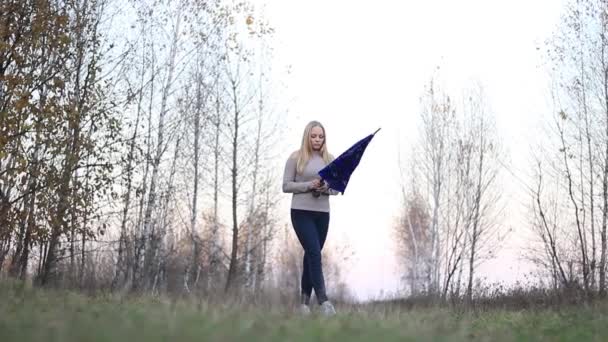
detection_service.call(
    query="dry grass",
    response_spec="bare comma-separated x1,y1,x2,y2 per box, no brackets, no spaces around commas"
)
2,280,608,341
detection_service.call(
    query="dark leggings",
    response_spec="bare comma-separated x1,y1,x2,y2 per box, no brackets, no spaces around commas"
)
290,209,330,305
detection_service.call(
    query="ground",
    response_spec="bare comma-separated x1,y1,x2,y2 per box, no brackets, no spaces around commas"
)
1,281,607,341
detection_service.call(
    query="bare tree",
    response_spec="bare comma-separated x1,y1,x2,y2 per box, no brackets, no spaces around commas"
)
143,5,181,290
417,79,457,297
399,78,504,302
460,85,503,303
112,9,152,290
394,158,432,295
531,0,608,297
222,6,275,293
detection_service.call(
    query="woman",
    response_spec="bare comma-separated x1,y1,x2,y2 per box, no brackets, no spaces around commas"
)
282,120,339,316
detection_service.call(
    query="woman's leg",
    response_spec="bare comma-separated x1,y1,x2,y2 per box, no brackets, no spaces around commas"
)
302,210,329,303
291,209,328,304
315,212,330,304
301,254,312,304
316,212,330,250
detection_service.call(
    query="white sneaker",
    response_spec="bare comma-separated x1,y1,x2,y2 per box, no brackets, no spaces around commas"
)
298,304,311,316
320,301,336,316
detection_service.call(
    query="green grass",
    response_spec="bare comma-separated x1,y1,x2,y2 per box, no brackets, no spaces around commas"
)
1,281,608,341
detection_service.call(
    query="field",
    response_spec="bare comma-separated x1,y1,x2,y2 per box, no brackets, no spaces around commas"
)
1,281,607,342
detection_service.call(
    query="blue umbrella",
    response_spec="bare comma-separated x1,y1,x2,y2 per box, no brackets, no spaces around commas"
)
318,128,381,194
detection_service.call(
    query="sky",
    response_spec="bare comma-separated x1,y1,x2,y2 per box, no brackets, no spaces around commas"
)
253,0,569,301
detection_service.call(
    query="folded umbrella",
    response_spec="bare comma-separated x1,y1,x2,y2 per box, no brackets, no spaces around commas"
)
318,128,380,194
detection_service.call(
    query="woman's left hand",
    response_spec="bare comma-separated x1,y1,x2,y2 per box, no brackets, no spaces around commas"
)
317,183,329,192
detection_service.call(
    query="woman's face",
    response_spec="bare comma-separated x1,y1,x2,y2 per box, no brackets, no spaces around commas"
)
309,126,325,151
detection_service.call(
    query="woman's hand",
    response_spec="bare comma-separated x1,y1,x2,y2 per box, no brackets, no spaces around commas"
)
310,179,322,190
317,183,329,192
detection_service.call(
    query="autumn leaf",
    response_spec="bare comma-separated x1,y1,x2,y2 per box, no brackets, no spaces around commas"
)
53,77,65,89
15,96,30,111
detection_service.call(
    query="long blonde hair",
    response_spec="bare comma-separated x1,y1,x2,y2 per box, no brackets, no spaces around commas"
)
294,121,332,174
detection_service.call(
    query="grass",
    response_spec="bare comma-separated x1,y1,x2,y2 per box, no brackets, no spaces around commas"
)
1,281,608,341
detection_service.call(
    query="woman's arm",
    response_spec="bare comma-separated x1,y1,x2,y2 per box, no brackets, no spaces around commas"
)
282,157,313,193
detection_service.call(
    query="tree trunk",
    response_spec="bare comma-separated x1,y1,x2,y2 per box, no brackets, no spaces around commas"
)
142,6,182,290
225,79,240,293
599,8,608,296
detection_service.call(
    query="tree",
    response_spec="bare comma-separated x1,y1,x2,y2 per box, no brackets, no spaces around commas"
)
399,78,504,301
531,0,608,297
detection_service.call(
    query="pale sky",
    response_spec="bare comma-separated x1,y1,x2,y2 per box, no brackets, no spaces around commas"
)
255,0,568,301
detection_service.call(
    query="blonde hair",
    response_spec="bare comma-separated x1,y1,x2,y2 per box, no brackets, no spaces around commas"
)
293,121,332,174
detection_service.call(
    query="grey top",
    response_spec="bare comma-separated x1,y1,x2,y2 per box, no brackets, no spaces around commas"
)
282,151,340,212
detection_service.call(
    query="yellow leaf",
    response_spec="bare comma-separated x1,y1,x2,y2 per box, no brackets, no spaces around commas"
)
15,96,29,111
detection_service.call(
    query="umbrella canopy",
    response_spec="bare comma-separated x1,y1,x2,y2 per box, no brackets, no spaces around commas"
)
318,128,380,194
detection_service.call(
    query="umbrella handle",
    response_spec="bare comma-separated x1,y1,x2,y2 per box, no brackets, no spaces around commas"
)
311,177,325,197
